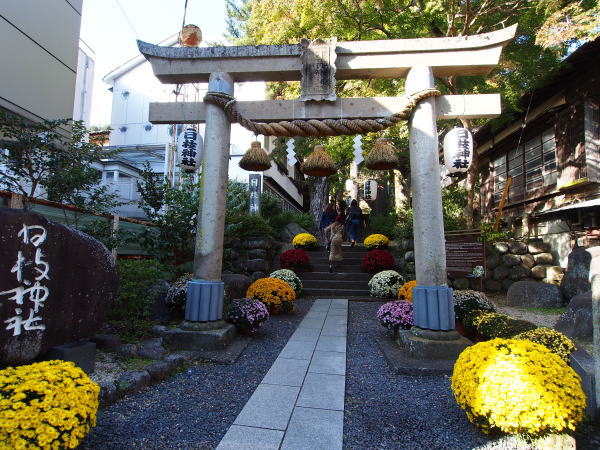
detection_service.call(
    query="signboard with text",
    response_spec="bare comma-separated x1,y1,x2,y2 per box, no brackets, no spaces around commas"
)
445,234,485,278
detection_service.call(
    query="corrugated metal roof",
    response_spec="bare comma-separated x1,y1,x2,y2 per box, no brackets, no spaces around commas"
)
536,198,600,215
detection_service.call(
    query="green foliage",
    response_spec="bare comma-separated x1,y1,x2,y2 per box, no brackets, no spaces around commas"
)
113,259,170,325
0,112,123,219
225,213,275,238
79,219,132,252
474,312,538,339
480,222,513,244
367,213,398,238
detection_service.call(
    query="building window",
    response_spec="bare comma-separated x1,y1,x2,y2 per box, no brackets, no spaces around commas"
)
493,128,557,204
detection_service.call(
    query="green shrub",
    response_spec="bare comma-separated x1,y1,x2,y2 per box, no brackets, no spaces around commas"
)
474,312,537,339
513,327,575,363
366,214,397,238
225,213,274,238
113,259,169,321
453,290,496,321
165,273,193,315
268,210,315,234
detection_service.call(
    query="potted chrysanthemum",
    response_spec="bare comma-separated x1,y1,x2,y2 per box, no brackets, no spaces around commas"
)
376,300,414,337
227,297,270,335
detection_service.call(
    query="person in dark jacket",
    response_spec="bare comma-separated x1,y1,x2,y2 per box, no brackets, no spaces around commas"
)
319,202,337,250
346,199,364,247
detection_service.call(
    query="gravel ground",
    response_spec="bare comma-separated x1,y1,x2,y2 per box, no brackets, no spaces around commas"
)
345,301,599,450
81,298,314,450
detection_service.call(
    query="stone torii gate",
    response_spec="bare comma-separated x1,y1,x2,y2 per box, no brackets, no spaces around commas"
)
139,25,516,340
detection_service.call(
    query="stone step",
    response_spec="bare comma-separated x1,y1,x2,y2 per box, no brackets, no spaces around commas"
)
302,279,369,290
303,287,371,296
312,263,363,272
299,271,372,281
310,255,365,263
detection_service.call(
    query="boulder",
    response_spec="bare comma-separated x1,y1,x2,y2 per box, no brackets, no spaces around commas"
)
554,291,593,341
90,334,121,350
137,338,166,360
145,361,174,381
115,343,138,358
246,258,269,273
117,370,151,394
533,253,554,265
531,265,549,279
520,254,536,269
468,277,483,290
507,241,528,255
507,281,564,308
484,279,502,292
242,237,274,250
404,251,415,262
510,265,530,280
546,266,565,285
501,279,514,291
501,254,521,267
560,246,600,301
402,239,414,251
222,273,252,301
486,253,500,270
247,248,267,260
280,223,309,242
250,271,267,282
98,381,118,406
0,209,118,367
528,240,550,254
452,278,470,290
493,266,510,281
493,242,509,254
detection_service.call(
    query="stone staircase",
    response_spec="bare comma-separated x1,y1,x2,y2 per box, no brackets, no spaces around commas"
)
300,244,372,297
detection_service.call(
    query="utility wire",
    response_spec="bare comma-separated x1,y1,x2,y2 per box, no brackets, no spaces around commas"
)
114,0,139,38
179,0,189,44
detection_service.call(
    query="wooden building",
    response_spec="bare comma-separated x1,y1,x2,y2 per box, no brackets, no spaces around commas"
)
475,37,600,266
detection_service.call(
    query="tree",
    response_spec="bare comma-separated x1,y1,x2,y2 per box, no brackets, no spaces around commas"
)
0,112,121,213
228,0,573,228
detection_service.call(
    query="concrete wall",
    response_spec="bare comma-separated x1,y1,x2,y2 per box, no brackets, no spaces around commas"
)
0,0,83,121
534,218,573,267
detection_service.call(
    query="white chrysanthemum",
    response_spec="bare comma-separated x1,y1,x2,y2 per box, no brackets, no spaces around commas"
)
269,269,303,295
368,270,405,298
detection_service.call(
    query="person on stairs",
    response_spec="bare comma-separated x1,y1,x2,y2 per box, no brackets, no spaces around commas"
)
325,215,345,272
346,199,364,247
319,202,337,251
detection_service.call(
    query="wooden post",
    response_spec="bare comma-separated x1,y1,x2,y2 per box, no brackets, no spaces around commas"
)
493,176,511,231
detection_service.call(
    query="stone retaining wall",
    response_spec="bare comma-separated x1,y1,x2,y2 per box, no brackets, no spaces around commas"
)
397,238,564,292
223,235,280,281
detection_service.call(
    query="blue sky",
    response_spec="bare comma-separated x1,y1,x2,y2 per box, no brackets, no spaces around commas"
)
80,0,228,126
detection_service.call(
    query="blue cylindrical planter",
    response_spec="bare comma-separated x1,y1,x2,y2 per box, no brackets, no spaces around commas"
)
185,280,224,322
412,285,455,330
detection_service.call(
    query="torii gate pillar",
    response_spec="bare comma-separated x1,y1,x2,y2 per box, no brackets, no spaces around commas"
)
185,72,233,322
407,66,454,331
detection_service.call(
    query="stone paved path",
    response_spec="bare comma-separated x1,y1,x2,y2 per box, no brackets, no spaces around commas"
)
217,299,347,450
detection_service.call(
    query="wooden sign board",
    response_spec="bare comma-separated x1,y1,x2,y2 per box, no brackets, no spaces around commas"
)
445,235,485,278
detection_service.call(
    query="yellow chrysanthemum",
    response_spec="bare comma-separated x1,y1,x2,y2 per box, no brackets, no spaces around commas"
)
451,339,586,438
0,360,99,449
292,233,318,249
246,277,296,310
364,234,389,249
397,280,417,301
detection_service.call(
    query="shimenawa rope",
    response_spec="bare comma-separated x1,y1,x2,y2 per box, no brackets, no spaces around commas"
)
203,88,441,137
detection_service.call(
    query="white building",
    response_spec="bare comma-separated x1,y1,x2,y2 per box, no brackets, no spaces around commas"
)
0,0,83,123
100,37,305,219
73,39,95,126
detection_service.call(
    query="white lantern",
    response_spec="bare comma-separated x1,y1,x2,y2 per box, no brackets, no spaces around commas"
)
364,180,377,201
345,179,354,192
443,127,473,176
177,126,203,171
